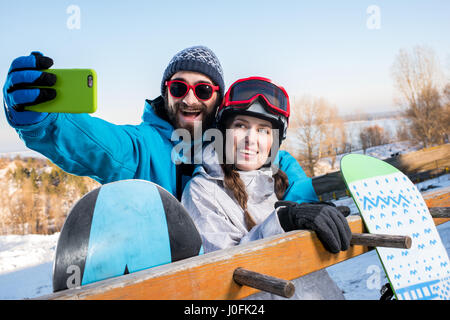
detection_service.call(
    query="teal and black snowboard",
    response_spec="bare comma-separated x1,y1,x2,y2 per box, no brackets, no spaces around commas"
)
341,154,450,300
53,179,203,292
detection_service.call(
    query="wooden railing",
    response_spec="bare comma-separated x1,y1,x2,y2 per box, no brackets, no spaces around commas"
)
36,193,450,300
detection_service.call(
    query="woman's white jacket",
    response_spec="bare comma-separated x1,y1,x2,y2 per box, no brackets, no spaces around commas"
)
181,143,345,300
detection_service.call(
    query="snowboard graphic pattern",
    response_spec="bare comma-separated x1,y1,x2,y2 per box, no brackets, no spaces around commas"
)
349,172,450,300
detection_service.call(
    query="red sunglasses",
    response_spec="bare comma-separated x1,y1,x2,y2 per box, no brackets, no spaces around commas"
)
220,76,290,118
165,80,220,101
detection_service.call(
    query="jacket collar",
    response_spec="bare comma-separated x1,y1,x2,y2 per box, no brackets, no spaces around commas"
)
141,96,174,141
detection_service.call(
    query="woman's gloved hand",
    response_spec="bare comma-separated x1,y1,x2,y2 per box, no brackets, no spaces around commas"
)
275,201,352,253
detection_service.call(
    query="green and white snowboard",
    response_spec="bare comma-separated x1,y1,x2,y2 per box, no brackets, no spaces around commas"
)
341,154,450,300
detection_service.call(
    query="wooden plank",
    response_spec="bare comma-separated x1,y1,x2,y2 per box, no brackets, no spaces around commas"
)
37,213,450,300
384,144,450,174
38,215,366,300
423,187,450,207
424,188,450,225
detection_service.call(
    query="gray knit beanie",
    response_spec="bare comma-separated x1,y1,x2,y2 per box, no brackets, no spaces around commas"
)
161,46,225,99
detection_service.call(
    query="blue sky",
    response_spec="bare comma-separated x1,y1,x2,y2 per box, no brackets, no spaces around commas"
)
1,0,449,152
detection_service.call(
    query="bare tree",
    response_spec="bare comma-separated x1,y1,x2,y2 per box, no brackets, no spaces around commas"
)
286,96,344,176
442,83,450,142
326,116,346,169
359,130,370,154
359,125,390,154
391,46,448,147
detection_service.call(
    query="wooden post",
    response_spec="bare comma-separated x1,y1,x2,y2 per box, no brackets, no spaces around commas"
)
233,268,295,298
351,233,411,249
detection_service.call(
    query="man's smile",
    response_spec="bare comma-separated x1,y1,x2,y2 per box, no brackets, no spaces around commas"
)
178,108,203,122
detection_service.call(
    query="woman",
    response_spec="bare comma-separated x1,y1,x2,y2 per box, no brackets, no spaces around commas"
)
181,77,351,299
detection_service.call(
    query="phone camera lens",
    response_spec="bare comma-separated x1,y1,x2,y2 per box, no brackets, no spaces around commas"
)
87,75,93,88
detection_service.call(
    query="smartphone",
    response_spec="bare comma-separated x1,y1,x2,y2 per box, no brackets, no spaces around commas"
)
25,69,97,113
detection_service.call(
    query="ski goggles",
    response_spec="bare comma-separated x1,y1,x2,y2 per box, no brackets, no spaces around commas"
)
165,80,220,101
220,77,290,117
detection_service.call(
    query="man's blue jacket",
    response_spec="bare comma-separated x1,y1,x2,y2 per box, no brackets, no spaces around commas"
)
5,96,318,203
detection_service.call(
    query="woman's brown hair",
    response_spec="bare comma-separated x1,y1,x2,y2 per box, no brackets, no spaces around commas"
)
220,164,289,230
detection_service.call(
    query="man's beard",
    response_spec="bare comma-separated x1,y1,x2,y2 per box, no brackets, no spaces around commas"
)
166,100,217,136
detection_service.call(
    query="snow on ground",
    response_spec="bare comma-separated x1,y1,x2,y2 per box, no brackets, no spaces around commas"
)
0,176,449,300
0,233,58,299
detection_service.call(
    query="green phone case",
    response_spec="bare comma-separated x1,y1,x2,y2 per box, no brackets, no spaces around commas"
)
25,69,97,113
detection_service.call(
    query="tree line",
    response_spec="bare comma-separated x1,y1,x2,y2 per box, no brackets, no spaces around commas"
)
0,157,99,235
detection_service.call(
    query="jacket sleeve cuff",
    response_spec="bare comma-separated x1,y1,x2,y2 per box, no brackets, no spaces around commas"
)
240,211,286,245
6,107,58,138
276,205,297,232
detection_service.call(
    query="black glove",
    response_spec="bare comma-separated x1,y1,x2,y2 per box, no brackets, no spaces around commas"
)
275,201,352,254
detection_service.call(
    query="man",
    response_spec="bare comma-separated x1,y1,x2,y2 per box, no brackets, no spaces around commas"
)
2,46,318,204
